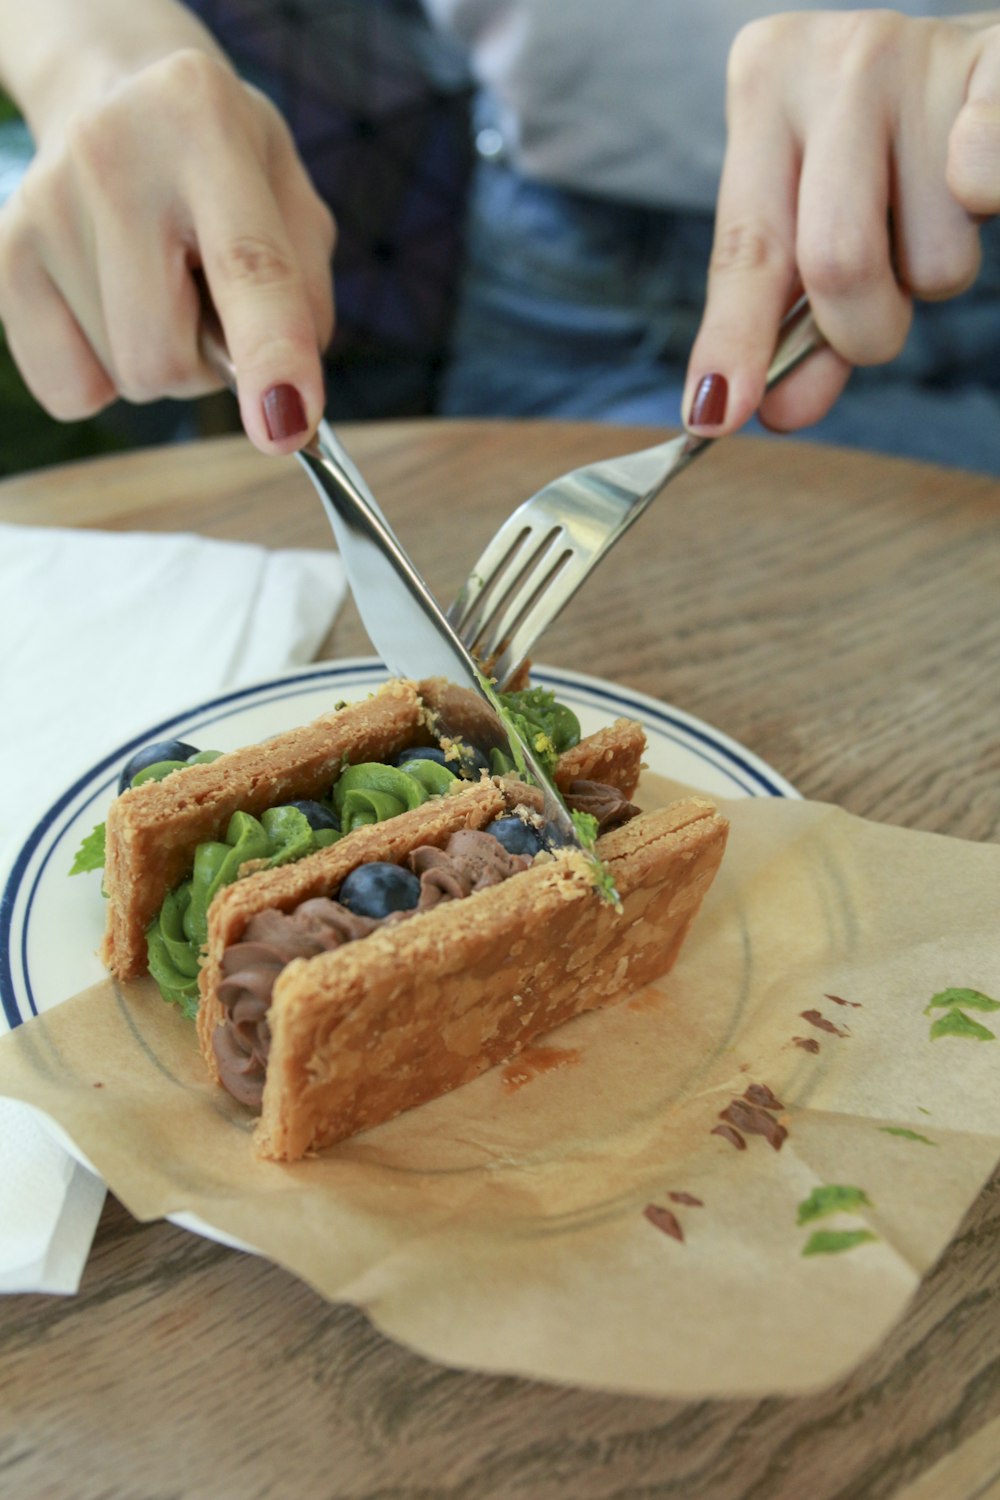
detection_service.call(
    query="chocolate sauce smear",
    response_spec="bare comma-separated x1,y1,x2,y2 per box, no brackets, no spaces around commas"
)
744,1082,783,1111
800,1009,850,1038
719,1098,787,1151
644,1204,684,1241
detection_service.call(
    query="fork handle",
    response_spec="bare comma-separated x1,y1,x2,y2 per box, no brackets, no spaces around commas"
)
763,295,825,394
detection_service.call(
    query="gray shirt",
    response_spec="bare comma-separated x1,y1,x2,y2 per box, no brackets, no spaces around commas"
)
423,1,994,208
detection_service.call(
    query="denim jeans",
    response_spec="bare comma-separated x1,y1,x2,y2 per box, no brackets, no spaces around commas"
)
440,154,1000,476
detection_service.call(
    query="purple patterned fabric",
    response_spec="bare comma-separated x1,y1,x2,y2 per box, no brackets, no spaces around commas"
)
189,0,474,416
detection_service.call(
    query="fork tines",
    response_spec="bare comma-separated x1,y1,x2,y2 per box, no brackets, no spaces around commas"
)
449,523,576,681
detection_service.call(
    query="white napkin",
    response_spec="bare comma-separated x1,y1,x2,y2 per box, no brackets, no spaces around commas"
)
0,521,346,1292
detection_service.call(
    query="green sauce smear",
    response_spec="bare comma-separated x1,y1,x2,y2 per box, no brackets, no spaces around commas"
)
802,1229,878,1257
924,986,999,1042
796,1184,878,1257
796,1184,873,1226
929,1010,996,1042
146,756,454,1015
879,1126,937,1146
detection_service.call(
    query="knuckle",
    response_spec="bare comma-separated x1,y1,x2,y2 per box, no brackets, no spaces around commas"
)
727,17,785,90
710,220,792,280
799,226,885,300
831,10,905,73
63,105,119,181
212,234,296,289
155,48,236,119
114,345,191,403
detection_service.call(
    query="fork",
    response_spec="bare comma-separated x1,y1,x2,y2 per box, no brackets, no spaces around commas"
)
448,297,824,688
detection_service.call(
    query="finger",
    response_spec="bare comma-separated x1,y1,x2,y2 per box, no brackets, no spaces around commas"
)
891,30,981,298
683,36,800,434
794,87,912,367
189,148,327,454
948,34,1000,218
0,223,115,420
94,210,222,403
757,345,851,432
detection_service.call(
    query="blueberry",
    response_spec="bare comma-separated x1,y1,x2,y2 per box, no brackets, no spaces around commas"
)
286,799,341,832
460,745,490,776
394,746,455,772
118,738,200,794
338,862,421,919
485,816,544,856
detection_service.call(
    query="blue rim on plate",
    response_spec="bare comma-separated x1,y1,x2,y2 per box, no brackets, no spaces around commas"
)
0,659,798,1031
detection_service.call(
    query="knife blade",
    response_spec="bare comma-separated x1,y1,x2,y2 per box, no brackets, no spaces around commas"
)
195,306,590,862
297,422,587,854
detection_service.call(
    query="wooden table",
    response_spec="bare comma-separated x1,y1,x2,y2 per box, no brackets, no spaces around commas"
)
1,420,999,1500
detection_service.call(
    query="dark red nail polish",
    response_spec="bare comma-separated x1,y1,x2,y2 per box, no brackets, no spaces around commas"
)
689,373,728,428
262,383,307,441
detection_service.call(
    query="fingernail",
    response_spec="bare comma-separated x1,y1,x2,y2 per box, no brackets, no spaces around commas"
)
262,383,307,441
689,373,728,428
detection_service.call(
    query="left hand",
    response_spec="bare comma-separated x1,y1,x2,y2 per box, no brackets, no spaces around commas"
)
683,9,1000,436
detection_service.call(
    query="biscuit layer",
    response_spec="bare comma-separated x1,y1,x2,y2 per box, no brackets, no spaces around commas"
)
101,681,426,980
253,797,727,1160
197,779,507,1070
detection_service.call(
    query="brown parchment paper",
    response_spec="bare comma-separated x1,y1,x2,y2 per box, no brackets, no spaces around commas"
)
2,773,999,1400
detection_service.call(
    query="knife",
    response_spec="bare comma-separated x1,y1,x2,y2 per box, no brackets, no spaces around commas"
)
197,316,589,861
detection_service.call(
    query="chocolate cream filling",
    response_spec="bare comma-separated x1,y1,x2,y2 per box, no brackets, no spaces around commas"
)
213,829,531,1108
564,778,640,832
212,784,639,1109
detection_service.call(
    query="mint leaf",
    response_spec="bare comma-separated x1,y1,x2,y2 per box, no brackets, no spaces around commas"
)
797,1184,873,1226
924,987,1000,1015
930,1009,996,1042
69,822,106,875
569,809,620,907
570,809,599,848
802,1229,877,1257
879,1127,937,1146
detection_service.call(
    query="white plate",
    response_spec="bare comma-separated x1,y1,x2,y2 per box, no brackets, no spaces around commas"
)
1,659,797,1031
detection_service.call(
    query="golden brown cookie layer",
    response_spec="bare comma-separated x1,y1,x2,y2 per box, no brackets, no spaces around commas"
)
101,681,426,980
102,677,647,984
553,718,645,797
196,778,508,1072
252,797,727,1160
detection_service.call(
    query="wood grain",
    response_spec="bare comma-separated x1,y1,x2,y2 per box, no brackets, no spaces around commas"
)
2,420,999,1499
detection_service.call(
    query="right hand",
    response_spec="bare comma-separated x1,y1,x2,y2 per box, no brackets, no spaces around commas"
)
0,49,336,452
